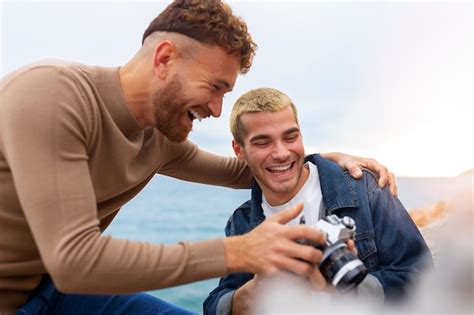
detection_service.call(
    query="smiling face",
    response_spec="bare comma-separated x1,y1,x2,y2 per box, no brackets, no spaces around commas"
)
153,43,240,142
233,106,309,205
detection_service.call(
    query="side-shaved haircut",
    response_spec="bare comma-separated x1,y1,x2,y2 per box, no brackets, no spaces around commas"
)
141,32,200,60
142,0,257,74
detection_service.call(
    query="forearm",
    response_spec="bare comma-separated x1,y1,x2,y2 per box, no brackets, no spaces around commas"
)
15,163,228,293
47,235,227,294
21,195,227,294
231,279,258,315
159,141,252,189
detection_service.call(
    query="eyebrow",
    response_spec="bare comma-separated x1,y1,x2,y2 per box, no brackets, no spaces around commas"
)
285,127,301,135
249,127,300,143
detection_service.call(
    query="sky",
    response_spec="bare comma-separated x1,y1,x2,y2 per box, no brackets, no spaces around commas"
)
1,1,472,177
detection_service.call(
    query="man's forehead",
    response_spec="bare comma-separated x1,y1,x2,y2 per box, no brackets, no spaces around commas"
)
248,126,300,141
240,106,296,124
241,109,299,139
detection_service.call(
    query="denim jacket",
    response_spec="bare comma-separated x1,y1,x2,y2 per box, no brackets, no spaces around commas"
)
204,154,433,315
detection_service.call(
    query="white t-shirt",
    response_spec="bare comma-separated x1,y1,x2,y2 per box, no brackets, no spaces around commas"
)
262,162,324,226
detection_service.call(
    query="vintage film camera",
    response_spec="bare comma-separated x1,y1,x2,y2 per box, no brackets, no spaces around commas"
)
299,214,367,292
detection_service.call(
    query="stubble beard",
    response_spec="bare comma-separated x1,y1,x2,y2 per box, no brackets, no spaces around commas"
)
152,75,189,143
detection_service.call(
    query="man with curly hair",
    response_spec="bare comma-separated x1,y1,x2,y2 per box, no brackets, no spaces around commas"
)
0,1,397,314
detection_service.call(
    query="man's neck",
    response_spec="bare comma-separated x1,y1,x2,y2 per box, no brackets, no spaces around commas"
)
119,59,154,129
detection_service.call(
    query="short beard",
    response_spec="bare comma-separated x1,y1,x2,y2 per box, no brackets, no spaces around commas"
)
152,75,188,143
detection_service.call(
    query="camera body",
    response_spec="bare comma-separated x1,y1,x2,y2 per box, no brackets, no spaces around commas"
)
300,214,367,292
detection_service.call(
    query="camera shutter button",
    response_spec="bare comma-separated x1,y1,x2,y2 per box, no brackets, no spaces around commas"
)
342,216,355,229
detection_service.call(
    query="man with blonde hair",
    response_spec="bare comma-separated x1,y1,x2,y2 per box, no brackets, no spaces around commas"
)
1,1,397,314
205,88,432,315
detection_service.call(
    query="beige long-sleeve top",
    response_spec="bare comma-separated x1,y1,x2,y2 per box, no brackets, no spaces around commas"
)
0,61,251,313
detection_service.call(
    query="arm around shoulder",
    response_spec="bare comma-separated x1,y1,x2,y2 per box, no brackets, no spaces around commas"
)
158,142,253,189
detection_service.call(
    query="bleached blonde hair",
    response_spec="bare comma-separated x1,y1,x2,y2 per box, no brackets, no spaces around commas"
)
230,88,299,145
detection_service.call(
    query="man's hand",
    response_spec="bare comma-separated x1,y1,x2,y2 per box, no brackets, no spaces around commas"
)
346,239,357,255
321,152,398,196
232,277,259,315
307,239,358,292
223,204,325,277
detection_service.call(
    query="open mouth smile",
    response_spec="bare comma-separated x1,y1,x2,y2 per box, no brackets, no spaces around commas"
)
266,162,295,174
188,109,203,122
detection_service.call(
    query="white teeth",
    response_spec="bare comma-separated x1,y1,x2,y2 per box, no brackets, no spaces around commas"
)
189,109,202,122
268,164,292,172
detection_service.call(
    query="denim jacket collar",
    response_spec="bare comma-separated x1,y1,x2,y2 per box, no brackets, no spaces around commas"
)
249,154,359,227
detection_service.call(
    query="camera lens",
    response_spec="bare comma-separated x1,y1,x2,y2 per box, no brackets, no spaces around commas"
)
319,243,367,293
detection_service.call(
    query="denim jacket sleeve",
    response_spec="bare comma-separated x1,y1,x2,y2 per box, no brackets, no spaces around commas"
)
364,172,433,301
203,203,254,315
203,271,254,315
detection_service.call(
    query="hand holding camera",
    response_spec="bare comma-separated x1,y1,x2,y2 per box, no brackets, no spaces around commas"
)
299,214,367,292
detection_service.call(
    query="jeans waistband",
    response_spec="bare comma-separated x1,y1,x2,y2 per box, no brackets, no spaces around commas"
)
17,275,58,315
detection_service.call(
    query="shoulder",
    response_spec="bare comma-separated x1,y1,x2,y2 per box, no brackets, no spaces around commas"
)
3,61,82,101
343,168,387,206
1,60,95,103
308,153,379,193
1,61,97,137
358,168,393,201
225,200,253,236
307,154,380,183
3,59,89,83
360,168,380,188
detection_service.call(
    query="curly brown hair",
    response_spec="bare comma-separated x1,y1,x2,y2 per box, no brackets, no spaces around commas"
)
142,0,256,74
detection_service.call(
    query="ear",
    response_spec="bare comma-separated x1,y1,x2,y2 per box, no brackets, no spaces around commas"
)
153,40,177,80
232,139,246,161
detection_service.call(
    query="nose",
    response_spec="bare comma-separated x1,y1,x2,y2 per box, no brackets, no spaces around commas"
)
208,95,223,118
271,141,290,161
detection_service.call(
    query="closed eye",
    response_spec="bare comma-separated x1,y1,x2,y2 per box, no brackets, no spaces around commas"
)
252,141,270,148
283,129,300,142
285,135,299,142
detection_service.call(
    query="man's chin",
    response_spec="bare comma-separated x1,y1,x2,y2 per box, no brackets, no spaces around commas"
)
264,180,297,194
156,124,190,143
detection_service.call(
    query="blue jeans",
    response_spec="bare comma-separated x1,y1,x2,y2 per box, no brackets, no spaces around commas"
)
17,276,196,315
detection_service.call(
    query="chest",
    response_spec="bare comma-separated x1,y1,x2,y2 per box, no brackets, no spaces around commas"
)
86,126,161,203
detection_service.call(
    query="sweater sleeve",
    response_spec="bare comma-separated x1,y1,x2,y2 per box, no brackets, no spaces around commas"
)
1,66,227,294
157,138,253,189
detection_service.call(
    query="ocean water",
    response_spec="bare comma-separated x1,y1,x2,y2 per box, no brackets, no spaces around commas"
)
105,173,470,313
